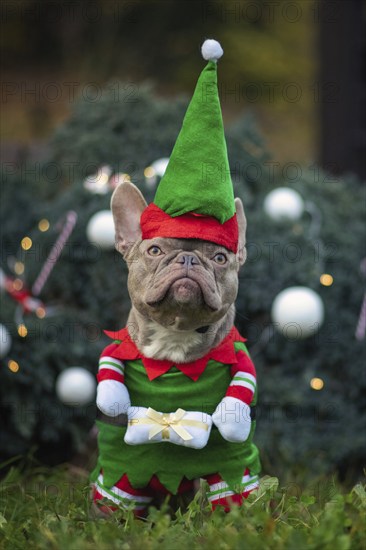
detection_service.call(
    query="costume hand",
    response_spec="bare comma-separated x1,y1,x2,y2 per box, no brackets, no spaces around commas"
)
212,396,251,442
96,380,131,417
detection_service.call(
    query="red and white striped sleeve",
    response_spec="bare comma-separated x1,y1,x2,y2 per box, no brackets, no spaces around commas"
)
97,343,125,384
225,346,256,406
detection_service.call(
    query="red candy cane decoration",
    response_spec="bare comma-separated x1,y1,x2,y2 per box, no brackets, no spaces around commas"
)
32,211,78,296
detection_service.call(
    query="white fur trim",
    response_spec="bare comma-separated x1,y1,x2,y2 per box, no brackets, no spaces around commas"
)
201,39,223,62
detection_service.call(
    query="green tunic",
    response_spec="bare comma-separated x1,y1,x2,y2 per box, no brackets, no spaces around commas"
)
91,341,260,494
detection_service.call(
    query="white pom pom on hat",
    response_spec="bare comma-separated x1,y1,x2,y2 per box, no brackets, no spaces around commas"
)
201,39,223,62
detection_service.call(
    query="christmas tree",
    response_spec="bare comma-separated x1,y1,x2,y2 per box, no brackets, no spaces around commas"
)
1,82,364,482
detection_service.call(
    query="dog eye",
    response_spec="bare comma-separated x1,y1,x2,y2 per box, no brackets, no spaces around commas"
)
147,245,163,256
213,253,227,265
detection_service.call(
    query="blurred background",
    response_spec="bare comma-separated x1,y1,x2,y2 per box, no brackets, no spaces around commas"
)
2,0,365,175
0,0,365,485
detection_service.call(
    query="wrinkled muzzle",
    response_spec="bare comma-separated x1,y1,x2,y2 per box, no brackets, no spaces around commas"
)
145,253,221,311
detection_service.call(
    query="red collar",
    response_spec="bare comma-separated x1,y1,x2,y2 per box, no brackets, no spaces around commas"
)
104,326,245,381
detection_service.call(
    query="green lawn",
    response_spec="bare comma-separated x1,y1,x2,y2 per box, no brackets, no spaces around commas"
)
0,464,365,550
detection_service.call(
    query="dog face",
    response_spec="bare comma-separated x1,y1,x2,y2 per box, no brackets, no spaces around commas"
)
126,236,240,331
111,181,247,335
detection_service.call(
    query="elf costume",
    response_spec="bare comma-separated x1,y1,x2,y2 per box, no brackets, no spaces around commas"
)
91,39,260,513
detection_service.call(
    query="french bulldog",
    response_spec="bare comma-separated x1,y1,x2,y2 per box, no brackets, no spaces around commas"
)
112,181,246,359
92,180,260,514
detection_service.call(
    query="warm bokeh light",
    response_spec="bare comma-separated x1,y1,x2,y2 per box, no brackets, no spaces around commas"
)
8,360,20,373
118,172,131,184
98,172,110,185
17,324,28,337
14,261,25,275
21,237,32,250
36,307,46,319
320,274,334,286
38,219,50,232
13,279,23,291
144,166,155,178
310,377,324,390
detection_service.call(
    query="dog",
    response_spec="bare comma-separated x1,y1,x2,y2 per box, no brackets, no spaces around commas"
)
91,181,260,515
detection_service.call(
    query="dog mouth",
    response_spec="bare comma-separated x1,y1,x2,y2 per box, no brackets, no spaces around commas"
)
170,276,200,298
145,272,221,311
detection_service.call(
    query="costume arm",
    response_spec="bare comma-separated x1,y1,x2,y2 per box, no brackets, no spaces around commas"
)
97,343,125,384
96,343,131,416
226,345,257,405
212,343,256,442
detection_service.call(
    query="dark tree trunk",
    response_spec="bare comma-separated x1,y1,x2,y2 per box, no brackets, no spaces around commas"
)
319,0,366,179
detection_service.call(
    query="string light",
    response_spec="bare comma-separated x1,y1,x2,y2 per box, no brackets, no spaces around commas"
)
292,224,304,236
13,279,23,291
84,165,114,193
17,324,28,337
38,219,50,232
21,237,32,250
14,262,25,275
144,166,155,178
8,360,20,373
100,172,110,186
310,377,324,390
36,307,46,319
320,274,333,286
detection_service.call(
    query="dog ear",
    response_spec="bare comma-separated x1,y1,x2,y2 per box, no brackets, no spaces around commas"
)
235,198,247,266
111,181,147,256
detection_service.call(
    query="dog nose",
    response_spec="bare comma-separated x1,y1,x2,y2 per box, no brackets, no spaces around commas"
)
176,254,199,267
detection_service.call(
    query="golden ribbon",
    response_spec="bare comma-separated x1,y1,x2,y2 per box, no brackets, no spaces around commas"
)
128,407,209,441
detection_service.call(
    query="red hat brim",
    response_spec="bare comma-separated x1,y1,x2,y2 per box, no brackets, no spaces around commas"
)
140,204,238,253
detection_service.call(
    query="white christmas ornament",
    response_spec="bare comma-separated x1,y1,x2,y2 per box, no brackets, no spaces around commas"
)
152,157,170,177
83,165,112,194
271,286,324,339
56,367,96,406
86,210,115,249
144,158,170,187
264,187,304,221
0,323,12,358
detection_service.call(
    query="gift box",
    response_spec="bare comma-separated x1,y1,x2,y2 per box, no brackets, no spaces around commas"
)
124,406,212,449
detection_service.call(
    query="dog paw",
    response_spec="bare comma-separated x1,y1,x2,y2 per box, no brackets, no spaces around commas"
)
212,396,251,443
96,380,131,417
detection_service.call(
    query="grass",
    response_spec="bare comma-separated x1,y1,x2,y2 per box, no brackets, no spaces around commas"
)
0,463,365,550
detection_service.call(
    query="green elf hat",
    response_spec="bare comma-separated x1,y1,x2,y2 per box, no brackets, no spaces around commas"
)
140,39,239,253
